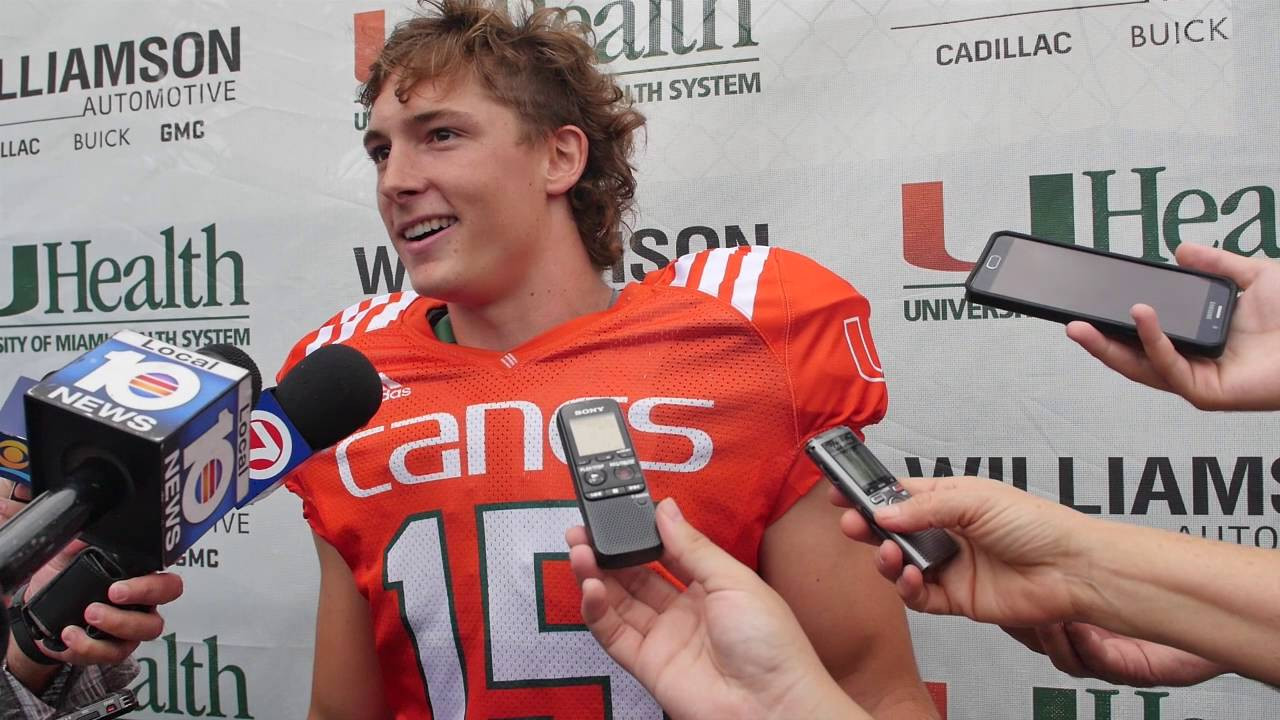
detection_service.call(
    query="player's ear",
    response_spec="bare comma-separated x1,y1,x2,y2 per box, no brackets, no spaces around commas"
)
545,125,588,196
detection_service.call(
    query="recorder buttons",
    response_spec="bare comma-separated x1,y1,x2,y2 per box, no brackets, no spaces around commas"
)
577,457,646,501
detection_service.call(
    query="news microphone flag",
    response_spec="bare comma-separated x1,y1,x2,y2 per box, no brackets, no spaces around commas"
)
22,330,252,570
242,389,312,506
0,376,37,486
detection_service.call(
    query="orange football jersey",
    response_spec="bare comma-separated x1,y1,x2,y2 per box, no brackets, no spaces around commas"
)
280,246,888,719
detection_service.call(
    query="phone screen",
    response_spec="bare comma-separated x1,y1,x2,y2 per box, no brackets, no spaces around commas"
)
985,236,1213,338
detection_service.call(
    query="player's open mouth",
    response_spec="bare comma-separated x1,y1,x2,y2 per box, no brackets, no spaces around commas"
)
403,217,458,242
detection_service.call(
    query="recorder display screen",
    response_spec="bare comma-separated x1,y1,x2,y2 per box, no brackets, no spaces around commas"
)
825,436,894,493
987,238,1212,338
568,413,626,456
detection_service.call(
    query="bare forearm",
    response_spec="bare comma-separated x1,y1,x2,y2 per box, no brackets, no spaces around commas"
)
5,639,59,694
1072,519,1280,684
767,673,873,720
858,686,940,720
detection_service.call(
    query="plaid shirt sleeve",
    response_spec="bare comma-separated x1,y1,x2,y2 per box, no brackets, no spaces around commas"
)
1,658,138,720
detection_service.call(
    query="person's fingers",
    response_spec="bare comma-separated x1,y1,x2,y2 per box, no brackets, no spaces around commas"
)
568,543,667,629
579,577,613,625
579,577,645,665
874,538,905,583
1034,623,1090,678
568,542,606,583
838,508,878,544
109,572,183,606
1065,320,1105,349
871,485,978,534
1065,322,1169,391
652,498,757,591
0,479,32,503
566,525,591,549
1001,625,1044,654
0,496,24,524
84,603,165,642
1175,243,1264,288
42,627,139,666
1060,623,1127,683
827,484,853,508
1130,304,1201,403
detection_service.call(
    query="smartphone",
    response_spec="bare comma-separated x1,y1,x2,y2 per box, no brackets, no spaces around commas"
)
965,231,1236,356
805,427,957,572
556,398,662,568
53,688,138,719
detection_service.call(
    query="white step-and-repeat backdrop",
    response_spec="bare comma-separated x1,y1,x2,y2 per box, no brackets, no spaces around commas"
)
2,1,1277,717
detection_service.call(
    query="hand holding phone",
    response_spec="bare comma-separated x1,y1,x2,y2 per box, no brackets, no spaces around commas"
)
1065,241,1280,411
805,427,957,572
965,230,1237,357
557,399,661,568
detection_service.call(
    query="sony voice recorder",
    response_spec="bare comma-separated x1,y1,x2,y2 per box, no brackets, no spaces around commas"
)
805,426,958,572
556,398,662,568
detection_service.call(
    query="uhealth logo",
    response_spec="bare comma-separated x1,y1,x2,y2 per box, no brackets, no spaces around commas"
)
0,225,248,320
902,167,1279,272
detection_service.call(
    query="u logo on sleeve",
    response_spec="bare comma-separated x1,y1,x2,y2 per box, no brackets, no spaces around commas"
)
843,316,885,383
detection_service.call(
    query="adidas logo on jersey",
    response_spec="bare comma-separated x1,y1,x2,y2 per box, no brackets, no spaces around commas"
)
380,373,412,401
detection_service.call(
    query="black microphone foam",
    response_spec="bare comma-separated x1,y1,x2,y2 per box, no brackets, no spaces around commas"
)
201,343,262,406
274,344,382,450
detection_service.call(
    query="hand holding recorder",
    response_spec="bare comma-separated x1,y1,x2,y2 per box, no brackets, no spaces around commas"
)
833,476,1280,687
3,475,183,695
567,498,870,720
1065,242,1280,411
832,476,1108,626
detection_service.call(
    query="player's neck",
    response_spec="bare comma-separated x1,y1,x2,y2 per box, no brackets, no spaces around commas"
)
446,247,613,352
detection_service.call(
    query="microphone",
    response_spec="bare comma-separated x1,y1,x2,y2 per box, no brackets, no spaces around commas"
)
242,343,383,506
2,339,381,653
0,331,256,593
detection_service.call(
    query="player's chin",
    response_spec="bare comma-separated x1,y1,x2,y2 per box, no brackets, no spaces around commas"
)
404,264,452,299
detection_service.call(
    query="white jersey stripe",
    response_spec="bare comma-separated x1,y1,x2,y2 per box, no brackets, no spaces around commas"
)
303,324,335,356
730,246,771,321
671,253,696,288
696,248,734,297
332,294,391,345
368,292,418,331
340,295,378,322
303,292,414,357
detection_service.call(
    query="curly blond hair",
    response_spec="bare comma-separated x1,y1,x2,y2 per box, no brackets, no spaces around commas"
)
359,0,645,269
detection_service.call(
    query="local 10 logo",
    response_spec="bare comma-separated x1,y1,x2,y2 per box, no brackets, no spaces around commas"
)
66,332,251,535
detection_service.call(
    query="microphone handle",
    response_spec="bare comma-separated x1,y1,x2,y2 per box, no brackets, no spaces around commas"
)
0,462,113,595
